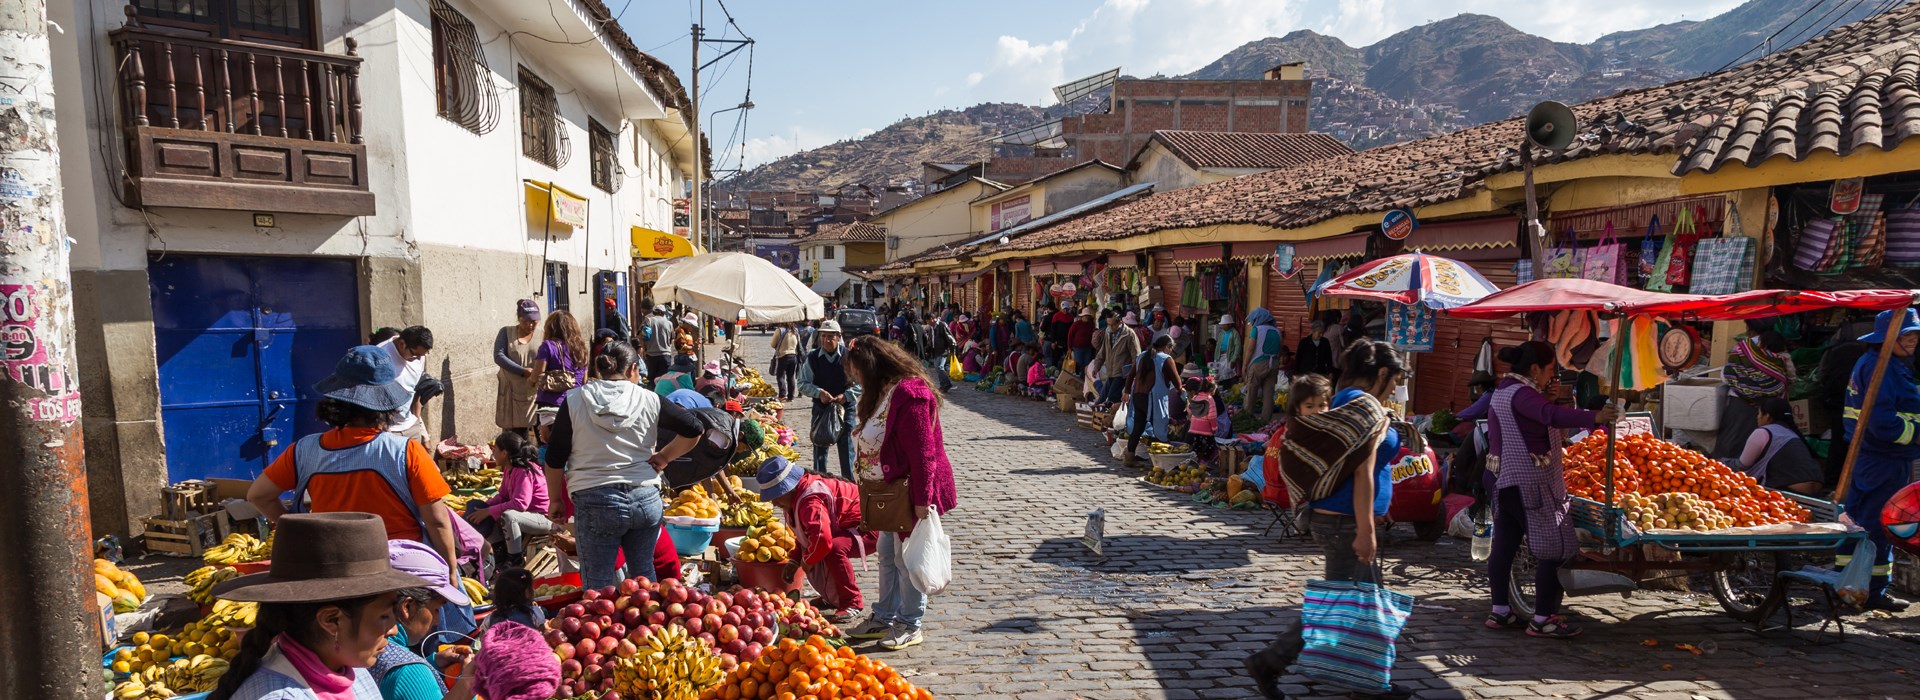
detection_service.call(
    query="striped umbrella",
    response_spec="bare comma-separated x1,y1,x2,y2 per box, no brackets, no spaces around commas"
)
1318,253,1500,309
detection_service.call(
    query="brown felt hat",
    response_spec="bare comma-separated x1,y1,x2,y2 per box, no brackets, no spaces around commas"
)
213,512,432,604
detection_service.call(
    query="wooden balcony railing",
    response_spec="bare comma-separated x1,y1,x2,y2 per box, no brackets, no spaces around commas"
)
110,13,374,216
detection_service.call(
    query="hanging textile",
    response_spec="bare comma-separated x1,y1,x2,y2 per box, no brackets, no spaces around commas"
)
1386,302,1435,352
1610,317,1669,391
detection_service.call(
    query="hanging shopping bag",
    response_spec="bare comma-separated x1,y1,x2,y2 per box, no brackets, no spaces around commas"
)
1836,537,1875,607
1542,224,1581,279
1847,193,1888,269
1297,577,1413,695
1794,217,1844,272
903,510,952,595
1645,222,1677,292
1689,237,1755,295
1887,194,1920,268
1386,302,1434,352
1582,220,1627,284
1664,206,1703,287
1513,259,1536,284
1635,214,1664,285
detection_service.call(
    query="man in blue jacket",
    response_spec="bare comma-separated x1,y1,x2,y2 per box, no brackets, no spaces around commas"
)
1841,308,1920,612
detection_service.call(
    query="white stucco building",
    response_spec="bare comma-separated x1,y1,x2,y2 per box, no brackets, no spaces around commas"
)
49,0,700,537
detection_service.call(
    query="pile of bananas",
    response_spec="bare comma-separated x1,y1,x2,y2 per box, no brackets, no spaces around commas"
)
461,577,489,605
201,599,259,628
109,654,229,699
735,367,777,398
727,443,801,477
721,500,774,528
201,532,271,565
443,492,489,513
183,565,242,605
611,624,723,700
446,467,501,491
1146,441,1191,455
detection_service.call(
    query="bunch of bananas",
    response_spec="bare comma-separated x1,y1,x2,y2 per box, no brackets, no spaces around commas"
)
1146,441,1191,455
460,577,489,605
183,565,241,605
201,532,271,565
446,467,501,491
110,654,229,699
727,443,801,477
735,367,778,398
202,599,259,628
611,624,724,700
442,492,489,513
721,500,774,528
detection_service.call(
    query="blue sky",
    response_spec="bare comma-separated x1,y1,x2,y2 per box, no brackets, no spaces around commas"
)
617,0,1745,172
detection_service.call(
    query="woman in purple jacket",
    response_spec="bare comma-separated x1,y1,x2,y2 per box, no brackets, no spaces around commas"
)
840,336,958,651
1483,341,1615,639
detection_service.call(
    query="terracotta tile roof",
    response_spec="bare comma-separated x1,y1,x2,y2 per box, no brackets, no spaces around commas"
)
1145,131,1354,170
912,4,1920,262
799,221,887,244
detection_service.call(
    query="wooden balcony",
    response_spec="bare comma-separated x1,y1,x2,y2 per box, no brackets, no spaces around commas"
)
111,18,374,216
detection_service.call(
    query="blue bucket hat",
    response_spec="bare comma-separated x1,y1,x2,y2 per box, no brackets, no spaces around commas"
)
314,345,412,412
1859,308,1920,344
754,455,804,501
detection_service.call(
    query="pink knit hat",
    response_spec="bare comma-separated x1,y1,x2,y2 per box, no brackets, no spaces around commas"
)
474,621,560,700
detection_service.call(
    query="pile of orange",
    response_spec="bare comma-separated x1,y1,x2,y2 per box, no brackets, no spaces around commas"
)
699,635,933,700
1562,431,1810,527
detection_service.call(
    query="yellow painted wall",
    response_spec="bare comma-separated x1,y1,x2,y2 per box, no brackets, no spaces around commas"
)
878,181,996,261
845,241,886,268
1129,144,1213,191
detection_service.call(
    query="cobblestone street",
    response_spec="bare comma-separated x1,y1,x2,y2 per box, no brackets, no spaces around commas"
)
747,335,1920,699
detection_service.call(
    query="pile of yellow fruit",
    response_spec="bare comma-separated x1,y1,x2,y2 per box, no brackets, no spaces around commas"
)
1620,491,1737,532
1146,462,1208,492
201,532,271,565
736,367,778,398
446,466,501,491
94,558,148,613
723,500,775,528
735,522,796,563
728,443,801,477
665,489,722,519
443,492,489,513
1147,441,1191,455
109,654,230,699
183,565,241,605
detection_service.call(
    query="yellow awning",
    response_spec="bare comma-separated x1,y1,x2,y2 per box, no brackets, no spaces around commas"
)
632,227,694,259
524,180,588,227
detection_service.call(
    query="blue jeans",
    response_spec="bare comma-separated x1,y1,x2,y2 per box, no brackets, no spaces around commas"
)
873,531,926,630
1072,348,1094,374
1098,376,1126,405
812,401,855,480
572,483,663,588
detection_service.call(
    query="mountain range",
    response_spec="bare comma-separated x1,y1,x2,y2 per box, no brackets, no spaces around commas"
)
725,0,1898,193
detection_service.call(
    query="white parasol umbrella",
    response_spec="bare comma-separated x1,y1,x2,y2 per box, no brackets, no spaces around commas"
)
652,252,825,324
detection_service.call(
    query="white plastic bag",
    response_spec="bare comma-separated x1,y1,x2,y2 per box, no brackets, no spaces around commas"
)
1837,537,1874,607
1111,404,1131,432
903,510,952,596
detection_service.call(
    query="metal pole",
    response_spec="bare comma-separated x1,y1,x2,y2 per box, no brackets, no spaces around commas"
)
0,2,101,699
689,19,702,256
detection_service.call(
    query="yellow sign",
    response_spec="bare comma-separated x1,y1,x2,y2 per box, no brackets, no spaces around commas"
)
524,180,588,227
631,227,693,259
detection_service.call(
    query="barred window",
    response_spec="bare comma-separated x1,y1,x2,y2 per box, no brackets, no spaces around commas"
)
519,67,564,168
590,119,616,192
430,1,498,135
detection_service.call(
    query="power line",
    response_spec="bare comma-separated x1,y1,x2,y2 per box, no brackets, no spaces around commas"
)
1713,0,1849,72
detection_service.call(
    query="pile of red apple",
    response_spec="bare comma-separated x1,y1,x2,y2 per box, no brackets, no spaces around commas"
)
543,577,786,696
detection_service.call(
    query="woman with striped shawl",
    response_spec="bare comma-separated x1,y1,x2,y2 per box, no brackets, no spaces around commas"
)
1715,321,1794,461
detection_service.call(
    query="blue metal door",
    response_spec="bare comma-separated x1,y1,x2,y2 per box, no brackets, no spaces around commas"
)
149,255,361,482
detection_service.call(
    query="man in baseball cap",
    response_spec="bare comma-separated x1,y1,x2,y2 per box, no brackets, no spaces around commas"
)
799,320,858,479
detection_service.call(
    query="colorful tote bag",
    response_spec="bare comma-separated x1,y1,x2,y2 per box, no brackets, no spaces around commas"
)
1847,193,1888,270
1645,217,1677,292
1297,578,1414,695
1690,236,1755,295
1664,207,1703,287
1513,259,1536,284
1582,220,1628,285
1795,217,1844,273
1635,214,1664,284
1886,194,1920,268
1543,224,1582,279
1386,302,1434,352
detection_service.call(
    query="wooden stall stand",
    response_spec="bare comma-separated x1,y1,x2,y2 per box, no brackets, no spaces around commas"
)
141,512,232,557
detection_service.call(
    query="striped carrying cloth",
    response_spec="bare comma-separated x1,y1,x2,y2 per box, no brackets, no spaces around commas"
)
1278,392,1388,503
1887,197,1920,268
1298,578,1414,694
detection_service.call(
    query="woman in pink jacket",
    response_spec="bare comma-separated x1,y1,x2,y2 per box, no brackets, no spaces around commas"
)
466,431,552,570
841,336,958,651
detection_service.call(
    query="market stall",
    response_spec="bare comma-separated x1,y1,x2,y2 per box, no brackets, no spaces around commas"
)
1445,278,1915,622
652,252,826,325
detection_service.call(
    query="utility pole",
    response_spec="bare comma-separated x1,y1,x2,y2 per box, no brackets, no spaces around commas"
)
0,2,100,700
689,20,702,254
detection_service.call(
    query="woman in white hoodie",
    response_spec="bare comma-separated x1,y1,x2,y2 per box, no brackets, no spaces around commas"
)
545,341,704,588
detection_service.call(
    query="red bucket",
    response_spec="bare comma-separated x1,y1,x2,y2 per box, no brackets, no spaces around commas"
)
734,559,802,594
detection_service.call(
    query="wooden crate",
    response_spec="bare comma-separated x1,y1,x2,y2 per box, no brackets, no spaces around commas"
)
161,480,218,520
141,512,231,557
1077,403,1112,431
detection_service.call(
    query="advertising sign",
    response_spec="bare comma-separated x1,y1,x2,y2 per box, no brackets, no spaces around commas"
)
991,195,1033,231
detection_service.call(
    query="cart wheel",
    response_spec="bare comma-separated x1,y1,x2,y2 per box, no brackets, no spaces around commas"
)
1508,538,1538,619
1711,551,1789,623
1413,517,1446,542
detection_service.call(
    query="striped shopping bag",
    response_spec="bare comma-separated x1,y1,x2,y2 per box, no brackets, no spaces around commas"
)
1888,196,1920,268
1297,578,1413,695
1848,194,1888,269
1794,217,1844,273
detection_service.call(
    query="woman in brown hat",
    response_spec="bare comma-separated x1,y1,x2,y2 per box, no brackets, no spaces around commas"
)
208,512,434,700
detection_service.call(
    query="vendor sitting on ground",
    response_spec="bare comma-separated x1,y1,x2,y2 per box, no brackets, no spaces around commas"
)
755,455,876,623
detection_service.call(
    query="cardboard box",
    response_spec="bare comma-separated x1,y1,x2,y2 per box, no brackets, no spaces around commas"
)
96,592,116,648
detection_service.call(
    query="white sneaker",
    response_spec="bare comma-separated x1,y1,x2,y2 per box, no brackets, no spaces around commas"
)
878,624,923,650
846,616,892,639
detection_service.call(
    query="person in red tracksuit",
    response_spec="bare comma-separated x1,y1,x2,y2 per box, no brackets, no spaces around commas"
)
756,456,876,620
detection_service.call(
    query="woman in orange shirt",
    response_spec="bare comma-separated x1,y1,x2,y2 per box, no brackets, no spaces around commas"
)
247,346,460,582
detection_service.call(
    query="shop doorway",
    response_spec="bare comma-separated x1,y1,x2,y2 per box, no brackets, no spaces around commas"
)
149,254,361,481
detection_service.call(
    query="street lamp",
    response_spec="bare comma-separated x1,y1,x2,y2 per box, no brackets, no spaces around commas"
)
704,99,755,253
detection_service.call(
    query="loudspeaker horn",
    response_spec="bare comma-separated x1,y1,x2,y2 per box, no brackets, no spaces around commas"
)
1525,100,1577,151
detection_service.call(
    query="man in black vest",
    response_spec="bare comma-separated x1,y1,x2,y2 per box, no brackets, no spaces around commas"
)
798,320,860,480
